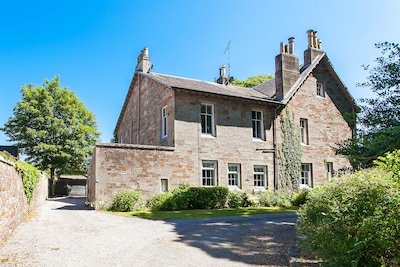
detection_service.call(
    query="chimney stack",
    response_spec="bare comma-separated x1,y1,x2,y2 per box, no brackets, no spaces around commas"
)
216,65,229,85
135,47,152,73
304,30,324,65
275,37,300,100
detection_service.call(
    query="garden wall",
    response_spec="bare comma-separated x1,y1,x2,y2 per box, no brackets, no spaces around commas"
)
0,156,48,243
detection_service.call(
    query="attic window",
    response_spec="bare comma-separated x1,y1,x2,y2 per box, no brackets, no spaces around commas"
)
317,82,325,97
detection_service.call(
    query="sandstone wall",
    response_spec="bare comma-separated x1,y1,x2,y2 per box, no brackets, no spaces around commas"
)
0,156,48,243
116,75,175,146
88,143,182,209
174,90,276,189
278,71,353,186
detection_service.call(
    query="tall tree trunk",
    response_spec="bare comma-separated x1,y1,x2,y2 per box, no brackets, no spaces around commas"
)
49,167,55,197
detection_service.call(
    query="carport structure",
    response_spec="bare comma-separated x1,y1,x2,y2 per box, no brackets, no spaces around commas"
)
56,175,87,196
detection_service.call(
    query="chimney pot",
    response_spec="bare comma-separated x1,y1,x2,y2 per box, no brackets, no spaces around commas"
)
220,65,226,77
275,36,300,100
280,42,284,53
288,37,295,54
217,65,229,85
135,47,151,73
304,30,324,66
307,29,314,48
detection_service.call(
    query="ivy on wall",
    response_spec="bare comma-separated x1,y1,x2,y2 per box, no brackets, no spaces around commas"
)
279,108,302,193
15,161,41,204
0,151,41,204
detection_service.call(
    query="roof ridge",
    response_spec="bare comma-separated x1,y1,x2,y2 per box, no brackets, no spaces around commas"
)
147,72,256,91
282,52,325,104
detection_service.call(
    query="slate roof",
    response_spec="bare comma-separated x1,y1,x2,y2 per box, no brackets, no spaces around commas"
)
115,51,360,134
140,72,282,104
254,52,360,112
253,78,276,98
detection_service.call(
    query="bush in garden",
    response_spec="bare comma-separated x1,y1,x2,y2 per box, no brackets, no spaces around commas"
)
374,149,400,181
109,190,143,212
148,185,230,211
297,168,400,266
258,190,291,207
291,188,310,206
227,191,242,208
240,192,254,207
187,186,229,209
147,192,174,211
168,184,193,210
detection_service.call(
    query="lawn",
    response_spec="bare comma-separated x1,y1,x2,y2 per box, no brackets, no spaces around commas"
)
106,206,298,220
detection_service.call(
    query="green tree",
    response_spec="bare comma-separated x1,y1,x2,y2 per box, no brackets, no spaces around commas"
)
1,76,100,196
336,42,400,168
234,74,273,88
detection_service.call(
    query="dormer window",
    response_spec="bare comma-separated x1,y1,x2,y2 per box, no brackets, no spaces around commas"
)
317,82,325,97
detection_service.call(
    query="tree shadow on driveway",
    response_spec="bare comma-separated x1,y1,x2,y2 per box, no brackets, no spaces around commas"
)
49,196,92,210
167,213,297,266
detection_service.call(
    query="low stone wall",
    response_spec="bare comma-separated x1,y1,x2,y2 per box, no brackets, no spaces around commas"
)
87,143,194,209
0,156,48,243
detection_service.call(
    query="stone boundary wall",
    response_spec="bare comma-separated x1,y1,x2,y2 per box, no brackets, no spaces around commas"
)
88,143,197,209
0,156,48,243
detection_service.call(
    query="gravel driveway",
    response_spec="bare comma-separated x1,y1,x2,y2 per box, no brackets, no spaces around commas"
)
0,197,297,267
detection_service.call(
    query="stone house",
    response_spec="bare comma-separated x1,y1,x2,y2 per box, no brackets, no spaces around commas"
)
87,30,359,208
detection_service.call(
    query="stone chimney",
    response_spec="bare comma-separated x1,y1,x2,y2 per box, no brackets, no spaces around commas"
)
135,47,152,73
216,65,229,85
304,30,324,66
275,37,300,100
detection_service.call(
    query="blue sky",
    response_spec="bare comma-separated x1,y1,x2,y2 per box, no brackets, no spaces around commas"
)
1,0,400,145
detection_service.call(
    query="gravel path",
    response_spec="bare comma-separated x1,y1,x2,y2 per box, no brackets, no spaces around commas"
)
0,197,297,267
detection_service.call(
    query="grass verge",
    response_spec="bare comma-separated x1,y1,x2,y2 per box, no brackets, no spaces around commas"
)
105,206,298,220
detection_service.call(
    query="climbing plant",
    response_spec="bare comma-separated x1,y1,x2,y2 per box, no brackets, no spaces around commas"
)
15,161,41,204
279,108,302,192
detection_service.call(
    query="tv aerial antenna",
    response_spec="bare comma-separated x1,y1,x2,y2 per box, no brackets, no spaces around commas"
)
223,40,231,78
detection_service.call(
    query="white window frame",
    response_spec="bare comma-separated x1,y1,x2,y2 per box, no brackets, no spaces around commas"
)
326,162,333,182
300,118,309,145
252,110,264,140
228,164,240,188
200,104,215,136
301,163,312,187
161,106,168,139
160,179,168,192
317,82,325,97
253,165,266,187
202,161,217,186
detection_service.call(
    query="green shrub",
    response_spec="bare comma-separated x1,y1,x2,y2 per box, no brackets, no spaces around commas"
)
374,149,400,181
227,191,242,208
240,192,254,207
291,188,310,206
169,185,192,210
15,161,40,204
187,186,229,209
147,192,173,211
109,190,143,212
297,168,400,266
258,191,291,207
148,186,230,211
